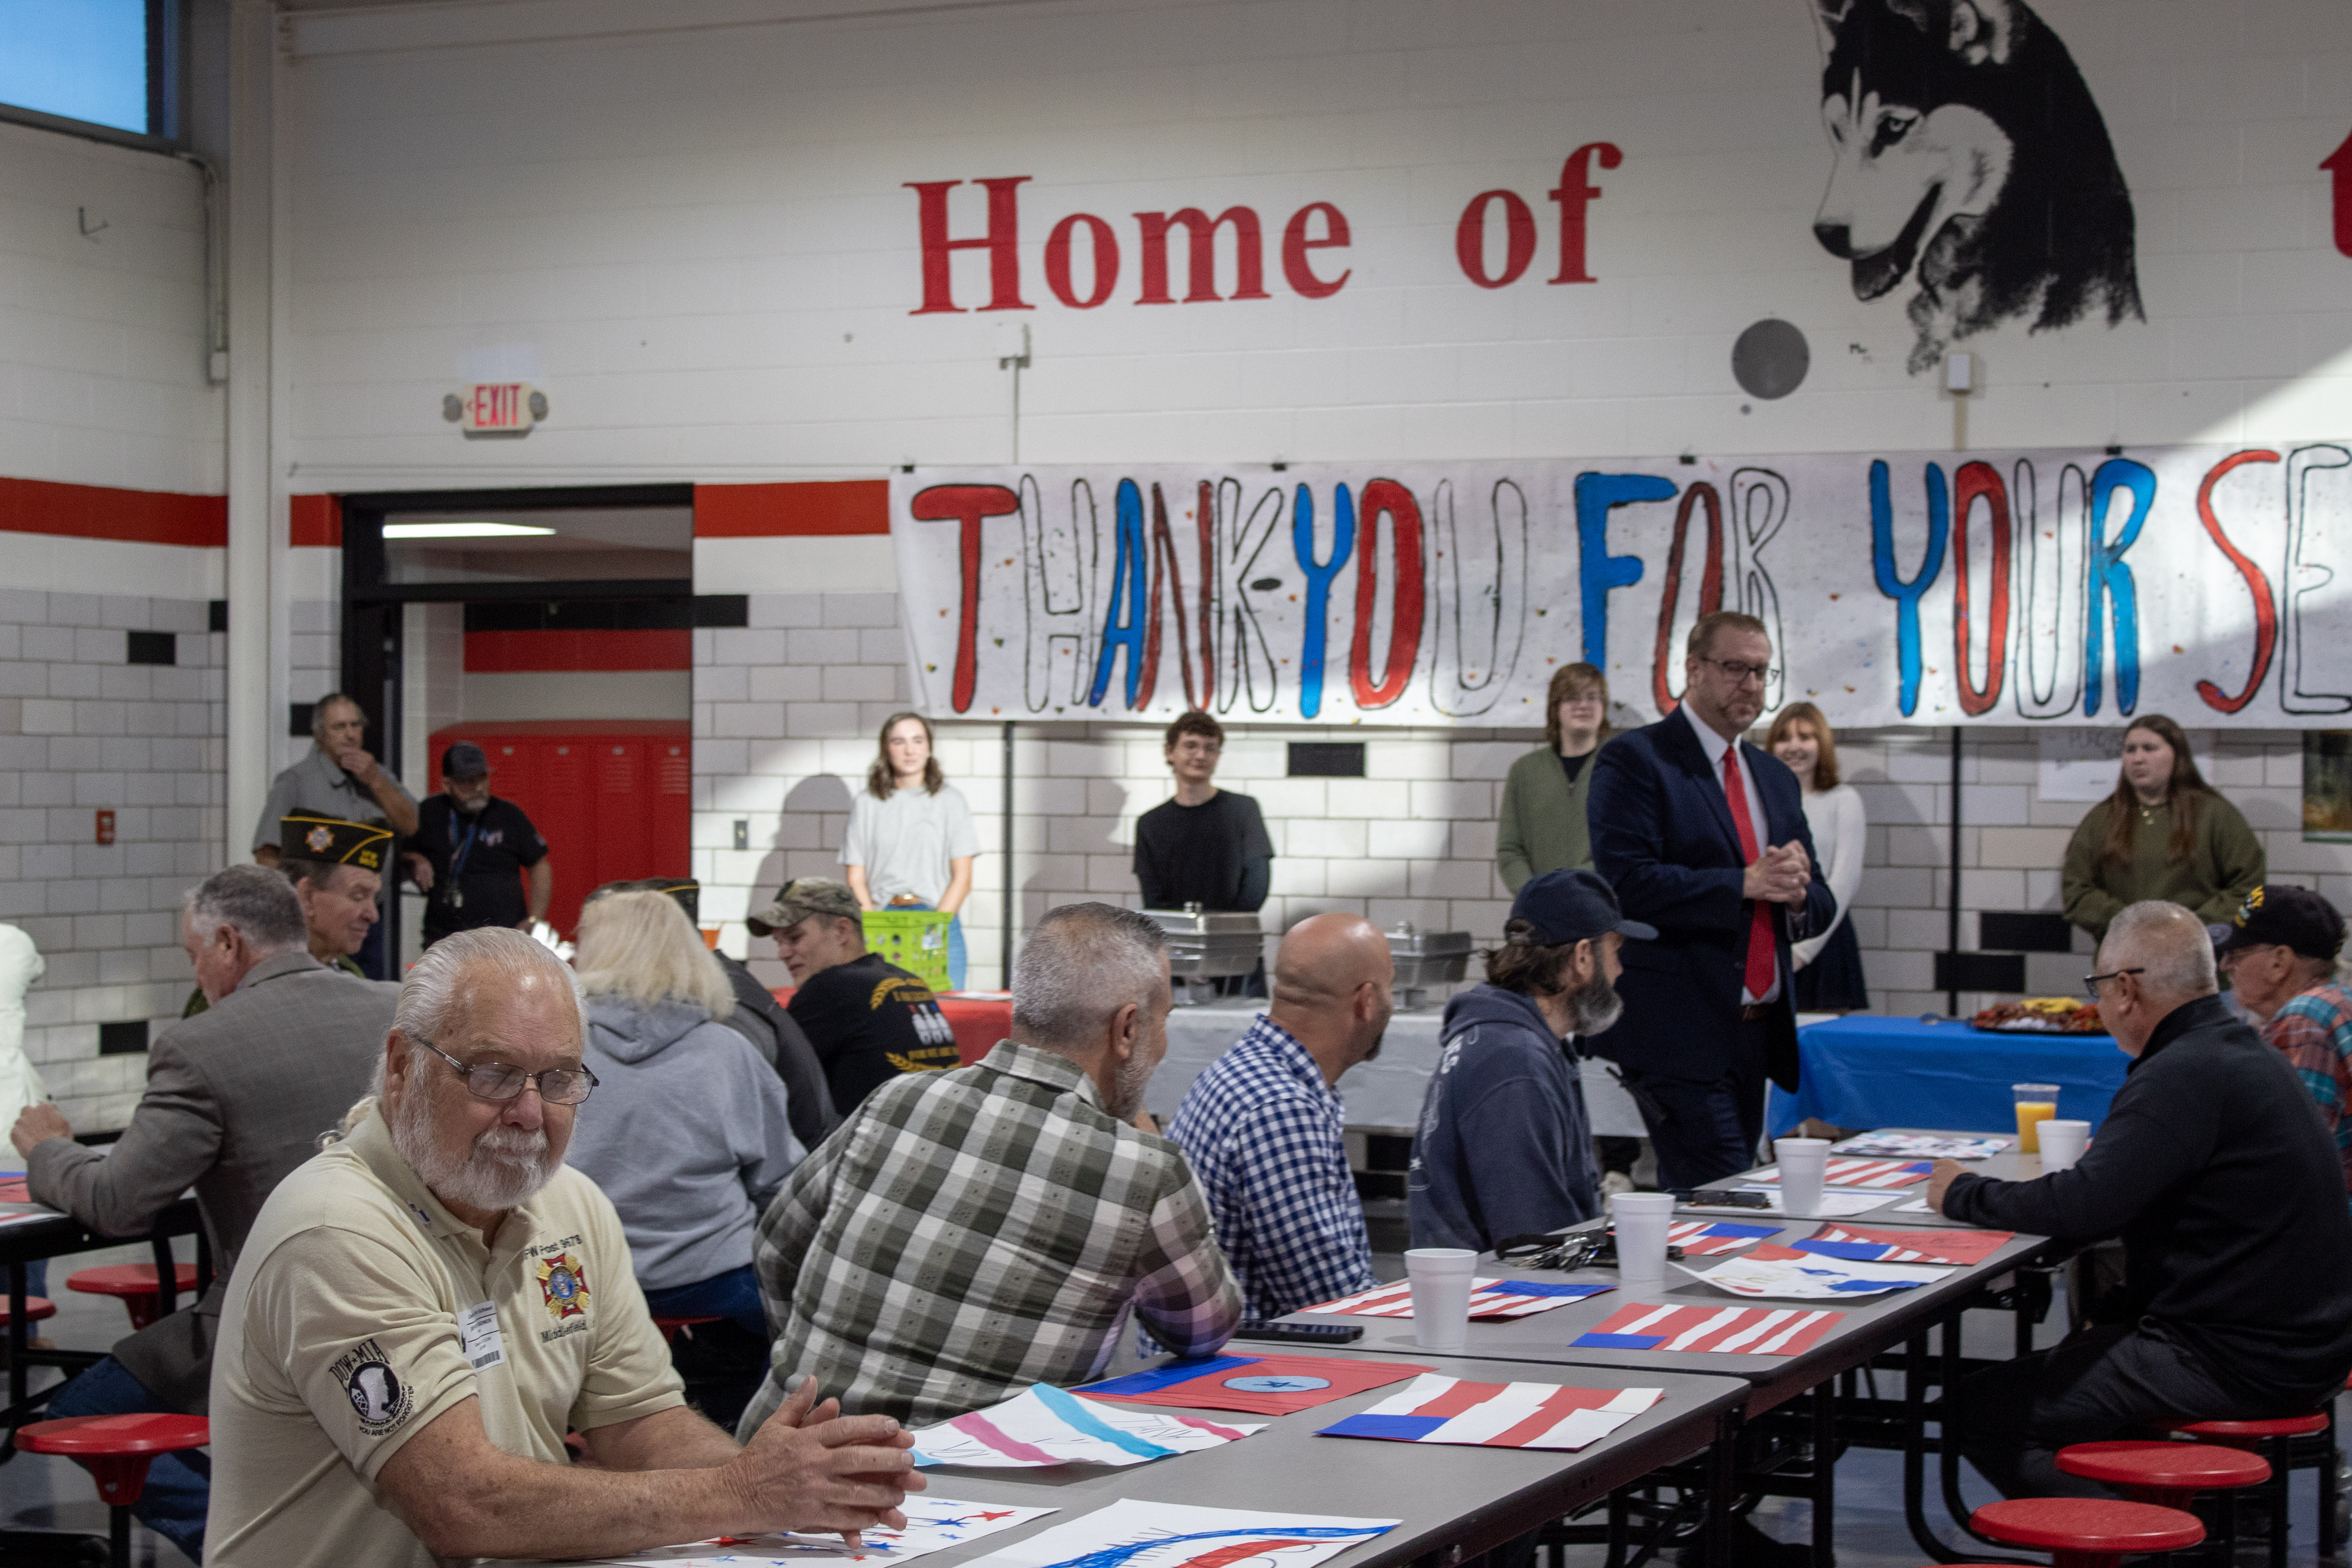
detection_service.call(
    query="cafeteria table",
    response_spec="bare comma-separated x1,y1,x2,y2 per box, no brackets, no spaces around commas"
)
1768,1013,2130,1138
495,1358,1752,1568
1281,1131,2065,1564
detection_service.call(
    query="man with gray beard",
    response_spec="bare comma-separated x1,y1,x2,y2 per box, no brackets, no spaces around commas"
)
204,928,919,1568
1409,869,1655,1251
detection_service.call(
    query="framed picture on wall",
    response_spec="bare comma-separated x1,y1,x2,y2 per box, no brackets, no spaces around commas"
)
2303,733,2352,842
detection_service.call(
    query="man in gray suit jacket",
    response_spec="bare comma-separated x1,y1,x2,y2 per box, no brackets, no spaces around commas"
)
10,863,392,1561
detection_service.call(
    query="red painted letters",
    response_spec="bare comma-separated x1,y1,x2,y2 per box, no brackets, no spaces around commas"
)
1548,142,1621,284
1045,213,1120,308
1281,203,1352,298
906,178,1034,315
1950,461,2012,715
908,484,1019,711
1456,190,1537,288
1135,207,1271,303
2194,449,2282,713
1649,483,1722,715
1348,479,1426,709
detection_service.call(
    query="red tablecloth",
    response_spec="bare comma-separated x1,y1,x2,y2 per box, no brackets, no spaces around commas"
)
771,988,1011,1066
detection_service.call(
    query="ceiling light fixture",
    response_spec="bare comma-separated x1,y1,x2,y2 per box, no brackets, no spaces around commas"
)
382,521,557,540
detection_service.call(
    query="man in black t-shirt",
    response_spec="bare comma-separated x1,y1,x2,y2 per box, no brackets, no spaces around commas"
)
1133,710,1274,911
749,877,959,1115
405,742,552,947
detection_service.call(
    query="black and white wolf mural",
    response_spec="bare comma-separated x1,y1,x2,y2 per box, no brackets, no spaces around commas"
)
1810,0,2144,374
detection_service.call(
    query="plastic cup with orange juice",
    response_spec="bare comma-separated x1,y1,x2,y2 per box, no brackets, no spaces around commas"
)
2013,1083,2061,1153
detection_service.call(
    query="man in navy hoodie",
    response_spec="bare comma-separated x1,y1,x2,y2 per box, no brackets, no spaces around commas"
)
1409,869,1655,1251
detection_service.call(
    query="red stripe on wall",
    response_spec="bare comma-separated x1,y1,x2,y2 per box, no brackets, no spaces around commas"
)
464,630,693,673
0,477,226,547
694,480,890,536
290,494,342,547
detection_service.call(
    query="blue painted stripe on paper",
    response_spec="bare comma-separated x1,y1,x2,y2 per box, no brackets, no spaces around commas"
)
1319,1413,1449,1441
1790,1240,1888,1261
1079,1356,1260,1396
1029,1383,1179,1459
1572,1332,1666,1349
1699,1222,1779,1238
1485,1281,1611,1299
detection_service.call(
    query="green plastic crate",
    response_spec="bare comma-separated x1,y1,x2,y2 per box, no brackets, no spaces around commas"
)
862,908,953,993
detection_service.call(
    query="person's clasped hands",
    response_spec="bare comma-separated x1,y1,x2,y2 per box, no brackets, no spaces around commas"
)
727,1374,924,1549
1742,841,1813,907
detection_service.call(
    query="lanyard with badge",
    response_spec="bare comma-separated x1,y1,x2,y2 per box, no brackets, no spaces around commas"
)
446,812,484,910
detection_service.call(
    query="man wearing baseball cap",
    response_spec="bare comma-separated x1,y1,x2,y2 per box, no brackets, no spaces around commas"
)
2216,885,2352,1200
1408,869,1655,1252
406,741,553,948
749,878,959,1115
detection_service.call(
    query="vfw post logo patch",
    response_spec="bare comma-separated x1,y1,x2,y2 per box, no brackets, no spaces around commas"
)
305,825,333,854
537,1254,591,1322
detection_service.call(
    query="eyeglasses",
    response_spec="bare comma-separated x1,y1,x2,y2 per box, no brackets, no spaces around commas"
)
2081,967,2146,1001
421,1040,598,1105
1698,657,1779,686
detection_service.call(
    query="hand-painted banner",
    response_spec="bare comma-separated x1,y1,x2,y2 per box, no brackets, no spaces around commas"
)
889,442,2352,728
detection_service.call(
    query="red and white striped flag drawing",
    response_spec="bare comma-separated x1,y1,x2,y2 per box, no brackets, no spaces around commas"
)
1319,1375,1663,1450
1754,1158,1933,1188
1573,1301,1845,1356
1790,1224,2014,1266
1300,1278,1610,1319
1667,1220,1782,1255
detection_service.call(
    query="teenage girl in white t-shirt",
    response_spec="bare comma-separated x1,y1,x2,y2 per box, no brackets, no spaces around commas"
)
841,711,980,990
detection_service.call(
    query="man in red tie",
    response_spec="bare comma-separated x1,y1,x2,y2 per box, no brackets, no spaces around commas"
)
1586,611,1834,1189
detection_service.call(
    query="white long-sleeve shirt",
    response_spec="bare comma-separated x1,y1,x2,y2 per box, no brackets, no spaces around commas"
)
1793,783,1866,969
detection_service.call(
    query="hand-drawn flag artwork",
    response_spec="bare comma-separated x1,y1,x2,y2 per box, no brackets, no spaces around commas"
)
906,1385,1264,1468
953,1499,1397,1568
1078,1355,1431,1417
1830,1134,2010,1160
1753,1158,1934,1189
593,1498,1058,1566
1318,1374,1663,1451
1571,1301,1845,1356
1790,1225,2015,1267
1683,1243,1948,1299
1300,1278,1611,1319
1668,1221,1782,1255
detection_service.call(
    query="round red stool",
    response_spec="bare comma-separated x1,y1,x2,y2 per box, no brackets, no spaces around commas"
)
15,1412,208,1568
1969,1496,2203,1568
652,1314,724,1345
2059,1439,2269,1560
66,1264,201,1331
0,1295,55,1328
2166,1413,2329,1568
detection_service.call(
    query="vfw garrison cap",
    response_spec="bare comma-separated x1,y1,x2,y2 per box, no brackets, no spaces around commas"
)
281,813,394,872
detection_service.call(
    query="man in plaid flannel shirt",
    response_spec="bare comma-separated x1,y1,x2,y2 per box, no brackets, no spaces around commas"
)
737,903,1242,1431
2214,885,2352,1202
1167,914,1392,1319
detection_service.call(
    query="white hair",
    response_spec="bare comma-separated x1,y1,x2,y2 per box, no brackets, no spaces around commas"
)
392,925,587,1054
183,865,306,956
2104,900,2220,999
1013,902,1169,1052
572,890,735,1018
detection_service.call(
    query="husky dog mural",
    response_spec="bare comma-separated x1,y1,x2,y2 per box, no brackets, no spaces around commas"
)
1809,0,2143,374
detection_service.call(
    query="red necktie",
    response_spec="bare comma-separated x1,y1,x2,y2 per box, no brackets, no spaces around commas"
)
1720,749,1777,1001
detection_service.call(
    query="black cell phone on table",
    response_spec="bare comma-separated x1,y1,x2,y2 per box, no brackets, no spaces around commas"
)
1231,1320,1363,1344
1667,1187,1772,1208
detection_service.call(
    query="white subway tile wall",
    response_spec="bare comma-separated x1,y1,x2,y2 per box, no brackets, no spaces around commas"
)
0,589,225,1131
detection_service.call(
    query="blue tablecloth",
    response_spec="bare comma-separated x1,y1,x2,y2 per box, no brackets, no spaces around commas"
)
1766,1014,2132,1138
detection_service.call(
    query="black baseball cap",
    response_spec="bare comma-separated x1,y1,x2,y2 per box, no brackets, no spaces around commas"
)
441,741,491,780
2209,884,2347,961
1509,869,1656,946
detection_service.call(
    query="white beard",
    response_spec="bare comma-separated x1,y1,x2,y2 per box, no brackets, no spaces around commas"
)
392,1080,560,1213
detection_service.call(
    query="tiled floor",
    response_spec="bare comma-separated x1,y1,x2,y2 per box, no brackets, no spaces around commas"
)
6,1244,2343,1567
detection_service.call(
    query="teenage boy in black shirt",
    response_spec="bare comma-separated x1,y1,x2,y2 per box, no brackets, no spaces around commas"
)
1930,899,2352,1498
1134,710,1273,911
750,877,959,1115
405,741,553,947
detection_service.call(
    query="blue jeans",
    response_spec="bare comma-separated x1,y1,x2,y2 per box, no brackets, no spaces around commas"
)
46,1355,208,1561
642,1265,768,1340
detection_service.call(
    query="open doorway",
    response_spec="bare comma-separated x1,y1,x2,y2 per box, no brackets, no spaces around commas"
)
337,484,701,971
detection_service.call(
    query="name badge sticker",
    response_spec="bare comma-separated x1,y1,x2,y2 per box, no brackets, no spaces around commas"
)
459,1300,506,1371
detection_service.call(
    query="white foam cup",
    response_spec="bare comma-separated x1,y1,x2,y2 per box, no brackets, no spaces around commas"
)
2039,1119,2091,1171
1404,1247,1478,1350
1611,1192,1677,1288
1774,1137,1832,1216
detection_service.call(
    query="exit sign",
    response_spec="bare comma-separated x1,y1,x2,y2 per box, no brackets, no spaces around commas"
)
463,382,538,434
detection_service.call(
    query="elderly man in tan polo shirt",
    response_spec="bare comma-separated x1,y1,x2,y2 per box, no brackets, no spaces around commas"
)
206,927,920,1568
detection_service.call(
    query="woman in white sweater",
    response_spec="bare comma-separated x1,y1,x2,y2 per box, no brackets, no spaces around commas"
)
1767,703,1868,1011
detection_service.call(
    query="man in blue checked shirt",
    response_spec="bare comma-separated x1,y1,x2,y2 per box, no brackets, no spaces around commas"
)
1168,914,1394,1319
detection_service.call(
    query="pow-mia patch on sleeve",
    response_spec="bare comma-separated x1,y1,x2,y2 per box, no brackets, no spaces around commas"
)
329,1338,415,1437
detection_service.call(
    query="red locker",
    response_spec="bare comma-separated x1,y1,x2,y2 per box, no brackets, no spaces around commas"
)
427,720,691,938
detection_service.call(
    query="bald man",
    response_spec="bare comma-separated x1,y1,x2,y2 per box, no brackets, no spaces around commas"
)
1928,900,2352,1499
1167,914,1392,1319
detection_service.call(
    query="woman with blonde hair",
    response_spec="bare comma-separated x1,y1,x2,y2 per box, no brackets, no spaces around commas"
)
842,710,980,989
2061,714,2264,942
1767,702,1869,1011
563,889,801,1425
1497,664,1612,892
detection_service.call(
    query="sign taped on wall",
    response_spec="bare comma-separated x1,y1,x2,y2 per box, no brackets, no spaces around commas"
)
887,444,2352,729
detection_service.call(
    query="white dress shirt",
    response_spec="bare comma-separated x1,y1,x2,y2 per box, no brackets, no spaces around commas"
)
1678,703,1781,1005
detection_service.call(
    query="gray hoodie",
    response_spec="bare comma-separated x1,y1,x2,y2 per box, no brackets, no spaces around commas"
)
564,996,804,1292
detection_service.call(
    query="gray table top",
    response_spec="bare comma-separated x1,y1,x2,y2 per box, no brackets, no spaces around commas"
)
1288,1133,2056,1410
1683,1127,2058,1231
878,1359,1750,1568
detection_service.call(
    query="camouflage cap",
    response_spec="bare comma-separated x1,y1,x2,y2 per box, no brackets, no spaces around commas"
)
746,877,861,937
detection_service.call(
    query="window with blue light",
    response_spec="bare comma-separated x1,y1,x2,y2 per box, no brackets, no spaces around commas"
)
0,1,153,136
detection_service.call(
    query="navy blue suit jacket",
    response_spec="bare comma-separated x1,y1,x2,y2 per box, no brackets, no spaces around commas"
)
1585,713,1835,1091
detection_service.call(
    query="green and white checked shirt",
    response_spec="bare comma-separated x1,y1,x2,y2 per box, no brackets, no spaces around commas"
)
739,1040,1243,1431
